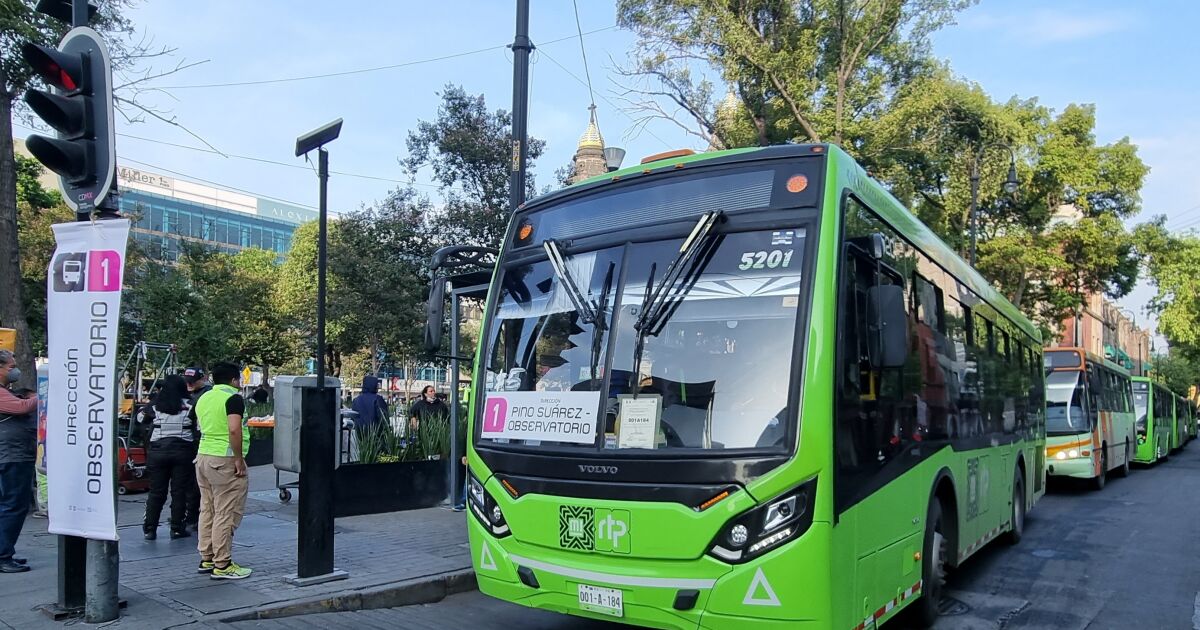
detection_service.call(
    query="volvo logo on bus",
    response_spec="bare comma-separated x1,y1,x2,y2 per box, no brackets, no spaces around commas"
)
579,464,619,475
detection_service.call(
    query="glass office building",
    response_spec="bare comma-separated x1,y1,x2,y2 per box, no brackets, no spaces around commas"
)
116,166,317,262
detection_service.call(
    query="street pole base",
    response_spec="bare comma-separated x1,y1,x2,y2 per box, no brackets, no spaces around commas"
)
283,569,349,587
38,599,125,621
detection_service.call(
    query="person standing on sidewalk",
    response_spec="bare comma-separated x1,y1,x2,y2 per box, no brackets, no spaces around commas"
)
182,367,210,529
141,375,197,541
194,362,252,579
0,350,36,573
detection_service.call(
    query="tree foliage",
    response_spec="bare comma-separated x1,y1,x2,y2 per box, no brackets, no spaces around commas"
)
1135,221,1200,355
403,84,545,251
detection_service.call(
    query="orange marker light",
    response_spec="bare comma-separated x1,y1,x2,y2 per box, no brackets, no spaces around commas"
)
786,174,809,193
517,222,534,241
697,490,730,511
500,478,519,498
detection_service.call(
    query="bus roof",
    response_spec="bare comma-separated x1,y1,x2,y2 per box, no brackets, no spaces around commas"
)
1044,347,1131,374
521,143,1040,342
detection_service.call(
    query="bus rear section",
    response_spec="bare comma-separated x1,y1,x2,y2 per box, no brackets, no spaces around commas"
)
1133,378,1170,463
1043,349,1135,489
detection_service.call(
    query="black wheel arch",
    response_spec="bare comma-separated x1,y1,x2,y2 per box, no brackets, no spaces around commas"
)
928,467,960,567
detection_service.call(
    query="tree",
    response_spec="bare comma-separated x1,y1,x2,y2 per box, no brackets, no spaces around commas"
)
1150,352,1200,397
328,188,435,374
403,85,545,251
227,248,294,380
1135,222,1200,356
14,155,72,355
616,0,973,150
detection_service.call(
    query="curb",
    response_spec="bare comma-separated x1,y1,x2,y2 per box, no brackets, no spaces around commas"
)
216,568,477,622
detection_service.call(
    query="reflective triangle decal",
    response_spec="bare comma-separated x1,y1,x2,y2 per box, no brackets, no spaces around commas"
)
742,567,781,606
479,543,497,571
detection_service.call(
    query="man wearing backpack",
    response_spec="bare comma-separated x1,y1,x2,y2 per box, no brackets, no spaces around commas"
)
0,350,37,573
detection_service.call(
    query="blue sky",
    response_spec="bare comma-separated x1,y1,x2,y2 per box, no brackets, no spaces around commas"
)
15,0,1197,336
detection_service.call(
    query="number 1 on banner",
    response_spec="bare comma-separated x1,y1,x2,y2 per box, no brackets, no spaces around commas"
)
87,250,122,292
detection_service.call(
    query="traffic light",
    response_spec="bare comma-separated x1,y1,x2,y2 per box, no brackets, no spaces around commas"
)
21,24,115,215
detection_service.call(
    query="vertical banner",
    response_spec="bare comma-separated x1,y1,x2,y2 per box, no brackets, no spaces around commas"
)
45,219,129,541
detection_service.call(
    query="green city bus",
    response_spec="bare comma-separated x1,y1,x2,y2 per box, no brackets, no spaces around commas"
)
1172,394,1192,450
1042,348,1135,490
454,144,1046,629
1132,377,1171,463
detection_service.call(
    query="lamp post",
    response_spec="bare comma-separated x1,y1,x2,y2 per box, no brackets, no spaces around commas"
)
968,142,1020,266
1120,307,1143,376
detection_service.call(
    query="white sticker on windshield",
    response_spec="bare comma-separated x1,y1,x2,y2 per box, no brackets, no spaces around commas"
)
617,395,662,449
481,391,600,444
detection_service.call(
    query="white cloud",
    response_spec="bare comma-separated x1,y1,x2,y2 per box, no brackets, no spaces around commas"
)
964,8,1133,44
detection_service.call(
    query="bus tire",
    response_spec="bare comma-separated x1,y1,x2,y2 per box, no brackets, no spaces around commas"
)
908,499,947,627
1004,470,1025,545
1116,443,1131,478
1091,448,1107,491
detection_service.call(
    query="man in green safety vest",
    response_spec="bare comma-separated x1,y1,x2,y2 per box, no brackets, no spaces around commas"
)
192,362,252,580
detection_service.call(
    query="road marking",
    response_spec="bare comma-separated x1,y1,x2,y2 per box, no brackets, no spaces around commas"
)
1192,591,1200,629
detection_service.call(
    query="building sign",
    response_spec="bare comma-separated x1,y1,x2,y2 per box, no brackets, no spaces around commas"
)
117,166,172,191
256,199,317,224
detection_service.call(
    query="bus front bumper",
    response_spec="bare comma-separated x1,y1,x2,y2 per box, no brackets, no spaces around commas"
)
470,522,832,629
1046,455,1096,479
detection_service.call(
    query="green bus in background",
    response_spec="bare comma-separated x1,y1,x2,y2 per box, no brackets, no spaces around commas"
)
1133,377,1172,463
1171,394,1192,450
451,144,1046,629
1043,349,1135,490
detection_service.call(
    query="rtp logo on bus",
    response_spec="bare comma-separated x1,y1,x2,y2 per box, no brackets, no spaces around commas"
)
558,505,630,554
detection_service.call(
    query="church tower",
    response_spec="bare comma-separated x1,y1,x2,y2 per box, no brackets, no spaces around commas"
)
569,106,608,184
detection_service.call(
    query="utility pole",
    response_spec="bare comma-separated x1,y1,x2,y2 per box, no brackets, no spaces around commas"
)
508,0,533,213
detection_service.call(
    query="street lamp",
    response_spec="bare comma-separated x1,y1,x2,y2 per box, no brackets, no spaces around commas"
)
968,142,1020,266
603,146,626,172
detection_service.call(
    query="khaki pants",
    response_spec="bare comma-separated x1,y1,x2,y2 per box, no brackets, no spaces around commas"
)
195,454,248,566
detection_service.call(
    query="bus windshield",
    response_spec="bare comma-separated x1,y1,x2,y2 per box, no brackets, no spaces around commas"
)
481,228,808,454
1046,370,1088,434
1134,390,1149,435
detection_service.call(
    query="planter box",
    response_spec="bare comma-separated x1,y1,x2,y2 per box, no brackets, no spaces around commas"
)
245,438,274,467
333,459,449,517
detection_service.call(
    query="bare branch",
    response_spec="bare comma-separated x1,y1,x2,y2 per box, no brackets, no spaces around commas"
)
113,95,226,157
115,58,210,92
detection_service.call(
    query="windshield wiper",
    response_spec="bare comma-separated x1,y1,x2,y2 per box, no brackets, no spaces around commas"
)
544,239,599,325
634,210,723,336
631,211,723,397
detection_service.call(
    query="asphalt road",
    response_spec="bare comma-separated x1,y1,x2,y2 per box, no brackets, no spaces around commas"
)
232,443,1200,630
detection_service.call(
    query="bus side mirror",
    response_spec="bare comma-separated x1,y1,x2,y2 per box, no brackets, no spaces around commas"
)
423,277,448,353
867,284,908,369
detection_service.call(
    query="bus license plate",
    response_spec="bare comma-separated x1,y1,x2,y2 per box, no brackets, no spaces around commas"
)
578,583,623,617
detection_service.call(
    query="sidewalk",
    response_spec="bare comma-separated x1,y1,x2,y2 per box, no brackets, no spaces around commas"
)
0,465,472,629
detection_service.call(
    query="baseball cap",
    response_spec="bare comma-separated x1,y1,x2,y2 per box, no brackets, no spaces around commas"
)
182,367,206,384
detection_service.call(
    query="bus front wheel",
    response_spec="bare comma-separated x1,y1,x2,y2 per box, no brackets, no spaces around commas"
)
908,500,947,627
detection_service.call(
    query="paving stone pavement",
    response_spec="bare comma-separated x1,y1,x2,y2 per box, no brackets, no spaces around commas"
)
0,465,471,629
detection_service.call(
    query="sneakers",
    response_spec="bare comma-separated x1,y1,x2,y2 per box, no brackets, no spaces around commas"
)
196,560,214,574
210,562,252,580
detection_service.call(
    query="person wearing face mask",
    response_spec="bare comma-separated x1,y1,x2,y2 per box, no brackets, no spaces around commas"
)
0,350,37,573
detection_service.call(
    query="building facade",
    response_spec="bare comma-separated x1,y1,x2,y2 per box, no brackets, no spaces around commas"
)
568,107,610,184
1056,293,1151,375
116,166,317,262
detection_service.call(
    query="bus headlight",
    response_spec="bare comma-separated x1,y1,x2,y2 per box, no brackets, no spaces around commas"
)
468,472,511,538
708,477,817,564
